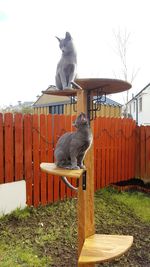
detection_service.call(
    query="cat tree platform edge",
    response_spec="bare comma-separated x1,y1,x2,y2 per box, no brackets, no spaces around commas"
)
40,163,85,178
78,234,133,265
42,78,132,97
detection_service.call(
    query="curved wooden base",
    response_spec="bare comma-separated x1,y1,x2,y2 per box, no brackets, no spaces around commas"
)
40,163,85,179
78,234,133,265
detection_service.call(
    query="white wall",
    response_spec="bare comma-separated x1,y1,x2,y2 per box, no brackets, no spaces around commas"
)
140,93,150,125
127,88,150,125
0,180,26,216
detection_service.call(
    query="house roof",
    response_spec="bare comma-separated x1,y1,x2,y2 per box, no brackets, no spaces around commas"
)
127,83,150,104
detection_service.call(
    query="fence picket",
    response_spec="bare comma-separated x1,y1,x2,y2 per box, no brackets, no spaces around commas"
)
4,113,14,183
101,117,106,188
146,126,150,180
14,113,23,181
33,114,40,207
105,118,110,186
40,114,47,205
140,126,146,179
47,114,54,203
24,114,33,205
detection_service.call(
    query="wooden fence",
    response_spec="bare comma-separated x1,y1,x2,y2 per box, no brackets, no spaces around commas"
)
135,126,150,183
0,113,149,207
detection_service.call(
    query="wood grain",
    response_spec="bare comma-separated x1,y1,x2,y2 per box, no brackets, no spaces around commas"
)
78,234,133,264
40,163,85,179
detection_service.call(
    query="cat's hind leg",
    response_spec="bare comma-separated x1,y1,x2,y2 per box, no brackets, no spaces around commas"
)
66,64,76,88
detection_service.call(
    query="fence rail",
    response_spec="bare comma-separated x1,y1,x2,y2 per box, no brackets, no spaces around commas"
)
0,113,149,207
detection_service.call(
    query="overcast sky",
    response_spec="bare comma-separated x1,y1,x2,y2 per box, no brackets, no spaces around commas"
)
0,0,150,107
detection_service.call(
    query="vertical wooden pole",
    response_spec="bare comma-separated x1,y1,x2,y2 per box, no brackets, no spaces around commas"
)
77,90,95,267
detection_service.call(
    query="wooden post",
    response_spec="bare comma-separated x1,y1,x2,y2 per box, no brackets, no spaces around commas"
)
77,90,95,267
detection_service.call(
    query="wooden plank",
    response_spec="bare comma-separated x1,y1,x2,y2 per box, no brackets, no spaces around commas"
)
117,118,122,182
53,114,60,202
14,113,23,181
24,114,33,206
146,126,150,182
121,119,126,181
40,114,47,205
4,113,14,183
105,118,110,187
129,120,136,179
0,113,4,183
40,163,84,178
32,114,40,207
78,234,133,265
47,114,54,203
135,125,140,178
125,119,130,180
109,118,114,184
101,117,106,188
113,118,118,183
93,117,98,191
140,126,146,179
97,116,101,189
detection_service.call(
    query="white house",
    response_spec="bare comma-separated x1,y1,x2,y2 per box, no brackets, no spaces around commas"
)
126,83,150,125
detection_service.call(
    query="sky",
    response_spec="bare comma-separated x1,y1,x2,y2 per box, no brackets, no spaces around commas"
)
0,0,150,107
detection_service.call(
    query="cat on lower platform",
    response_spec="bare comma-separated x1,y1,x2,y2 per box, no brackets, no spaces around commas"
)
54,112,93,170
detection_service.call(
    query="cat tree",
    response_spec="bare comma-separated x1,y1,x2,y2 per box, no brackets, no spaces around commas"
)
40,78,133,266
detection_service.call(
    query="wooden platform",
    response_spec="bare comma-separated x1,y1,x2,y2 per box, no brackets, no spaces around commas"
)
42,88,78,96
78,234,133,264
40,163,85,178
42,78,132,97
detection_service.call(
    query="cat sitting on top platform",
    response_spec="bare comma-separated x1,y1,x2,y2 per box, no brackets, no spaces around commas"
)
55,32,77,90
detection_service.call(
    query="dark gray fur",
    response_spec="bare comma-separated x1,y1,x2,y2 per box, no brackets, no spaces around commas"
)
55,32,77,90
54,113,93,170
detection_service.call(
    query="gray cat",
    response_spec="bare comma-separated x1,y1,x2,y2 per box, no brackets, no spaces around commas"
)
54,113,93,170
55,32,77,90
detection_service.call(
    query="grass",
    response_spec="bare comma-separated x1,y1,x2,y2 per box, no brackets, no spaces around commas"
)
96,187,150,223
0,187,150,266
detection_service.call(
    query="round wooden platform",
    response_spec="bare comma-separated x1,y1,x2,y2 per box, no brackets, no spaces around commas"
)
40,163,85,178
42,78,131,96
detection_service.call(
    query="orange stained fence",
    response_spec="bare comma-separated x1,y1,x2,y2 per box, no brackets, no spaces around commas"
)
0,113,149,207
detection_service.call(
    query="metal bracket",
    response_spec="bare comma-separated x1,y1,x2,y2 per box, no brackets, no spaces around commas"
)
87,88,107,121
82,171,86,190
70,96,77,112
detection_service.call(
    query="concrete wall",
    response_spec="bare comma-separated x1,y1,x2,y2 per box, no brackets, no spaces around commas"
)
0,180,26,216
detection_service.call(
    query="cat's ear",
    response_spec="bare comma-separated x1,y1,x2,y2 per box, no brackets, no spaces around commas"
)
55,36,61,42
65,32,72,41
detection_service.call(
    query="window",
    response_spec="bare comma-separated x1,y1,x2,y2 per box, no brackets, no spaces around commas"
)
49,105,64,114
139,97,142,112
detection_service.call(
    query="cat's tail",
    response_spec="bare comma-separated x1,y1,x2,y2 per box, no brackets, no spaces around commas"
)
61,176,78,191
